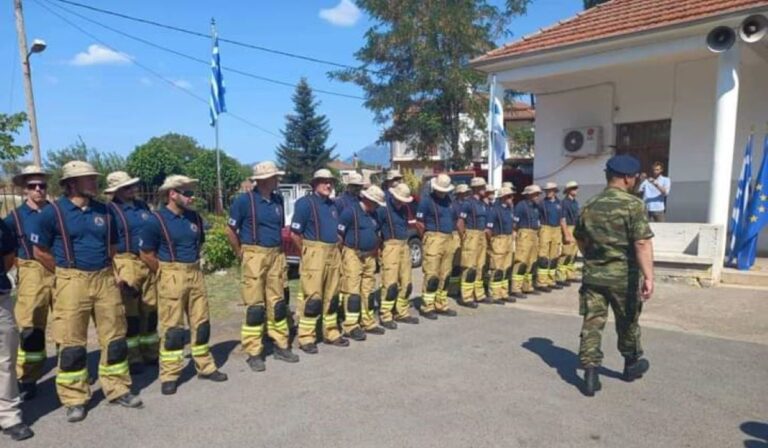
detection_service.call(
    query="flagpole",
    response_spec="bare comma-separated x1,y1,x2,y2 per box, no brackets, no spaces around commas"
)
212,18,224,215
487,74,496,187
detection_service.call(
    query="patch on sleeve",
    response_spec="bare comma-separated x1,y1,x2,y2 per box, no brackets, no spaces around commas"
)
416,212,424,219
291,222,302,230
459,212,468,219
337,224,346,232
228,218,237,227
30,233,39,243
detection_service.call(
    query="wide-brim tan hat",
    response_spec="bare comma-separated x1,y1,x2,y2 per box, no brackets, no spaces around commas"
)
312,168,335,181
251,161,285,180
523,184,542,195
13,165,49,187
501,182,514,190
159,175,199,192
470,177,487,188
499,186,515,197
431,174,454,193
386,170,403,181
104,171,140,193
345,172,365,186
390,183,413,203
543,182,559,191
565,181,579,190
361,185,386,206
59,160,100,184
454,184,470,194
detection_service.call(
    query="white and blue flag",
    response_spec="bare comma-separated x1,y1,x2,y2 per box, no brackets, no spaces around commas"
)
209,32,226,126
490,96,509,171
726,133,754,266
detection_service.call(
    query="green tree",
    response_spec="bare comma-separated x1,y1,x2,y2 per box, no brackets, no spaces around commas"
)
185,149,250,202
332,0,529,167
584,0,609,9
276,78,336,183
126,136,185,189
44,138,126,193
0,112,32,161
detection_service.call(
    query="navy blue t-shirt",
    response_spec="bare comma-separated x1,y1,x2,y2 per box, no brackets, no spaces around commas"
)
416,193,456,234
109,199,151,255
486,203,514,236
334,191,359,216
513,200,541,230
561,197,580,226
459,197,488,230
291,193,339,244
4,202,46,260
31,197,117,271
140,207,204,263
377,195,413,241
228,190,284,248
338,201,379,252
539,198,563,227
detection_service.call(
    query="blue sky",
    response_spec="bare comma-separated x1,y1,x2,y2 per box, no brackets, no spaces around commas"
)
1,0,582,165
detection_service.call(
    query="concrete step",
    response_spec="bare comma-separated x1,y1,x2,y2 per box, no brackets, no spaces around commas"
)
721,258,768,288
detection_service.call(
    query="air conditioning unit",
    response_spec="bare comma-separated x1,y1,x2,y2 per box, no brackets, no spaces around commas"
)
562,126,603,158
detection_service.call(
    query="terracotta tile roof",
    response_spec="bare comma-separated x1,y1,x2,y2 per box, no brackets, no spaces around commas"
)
475,0,768,63
505,101,535,121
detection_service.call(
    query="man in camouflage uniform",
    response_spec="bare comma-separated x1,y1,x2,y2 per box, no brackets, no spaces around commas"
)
574,155,655,397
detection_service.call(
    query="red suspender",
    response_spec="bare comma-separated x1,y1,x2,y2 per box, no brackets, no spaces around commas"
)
351,205,360,249
152,211,176,262
471,199,478,229
431,197,440,231
49,202,75,268
109,202,131,252
247,191,258,243
10,209,32,259
308,196,321,239
384,206,396,241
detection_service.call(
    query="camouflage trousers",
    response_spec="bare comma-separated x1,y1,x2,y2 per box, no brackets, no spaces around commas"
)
578,284,643,368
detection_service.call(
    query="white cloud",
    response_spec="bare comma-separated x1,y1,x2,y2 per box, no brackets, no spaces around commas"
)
70,44,130,66
172,79,192,90
139,77,153,86
319,0,361,27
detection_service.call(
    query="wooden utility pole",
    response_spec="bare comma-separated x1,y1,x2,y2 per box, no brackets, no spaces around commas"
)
14,0,43,167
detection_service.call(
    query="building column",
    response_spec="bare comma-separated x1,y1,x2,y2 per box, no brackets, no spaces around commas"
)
708,44,741,275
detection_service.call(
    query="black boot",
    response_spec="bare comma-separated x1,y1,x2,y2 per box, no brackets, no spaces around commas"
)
198,370,228,382
161,381,177,395
273,347,300,363
419,310,438,320
3,423,34,441
247,356,266,372
583,367,601,397
623,357,650,382
380,320,397,330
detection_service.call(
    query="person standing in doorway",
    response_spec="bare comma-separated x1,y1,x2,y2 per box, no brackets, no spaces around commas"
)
637,161,670,222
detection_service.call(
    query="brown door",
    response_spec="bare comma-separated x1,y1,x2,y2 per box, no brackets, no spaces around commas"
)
615,120,671,176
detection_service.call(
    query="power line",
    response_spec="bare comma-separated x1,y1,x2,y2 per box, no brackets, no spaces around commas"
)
50,0,371,73
41,0,364,100
31,0,281,138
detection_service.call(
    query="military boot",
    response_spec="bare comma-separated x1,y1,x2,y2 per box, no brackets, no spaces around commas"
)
583,367,601,397
623,357,650,382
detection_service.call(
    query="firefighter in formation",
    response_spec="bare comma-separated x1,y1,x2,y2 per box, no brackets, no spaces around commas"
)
3,161,581,430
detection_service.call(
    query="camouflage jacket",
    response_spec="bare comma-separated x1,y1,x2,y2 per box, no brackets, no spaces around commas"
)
574,187,654,288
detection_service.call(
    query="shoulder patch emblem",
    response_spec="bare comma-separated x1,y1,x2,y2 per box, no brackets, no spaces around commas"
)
94,216,105,227
190,223,199,233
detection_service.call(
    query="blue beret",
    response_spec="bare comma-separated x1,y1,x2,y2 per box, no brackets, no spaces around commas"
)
605,155,641,175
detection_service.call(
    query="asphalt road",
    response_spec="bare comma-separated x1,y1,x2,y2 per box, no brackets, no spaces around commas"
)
13,292,768,448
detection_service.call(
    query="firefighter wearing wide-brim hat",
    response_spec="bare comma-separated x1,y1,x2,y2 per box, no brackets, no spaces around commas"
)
105,171,159,375
457,177,489,307
558,181,581,285
416,174,458,319
378,183,420,327
486,186,516,304
338,185,387,340
335,172,365,215
5,165,53,400
501,182,517,294
139,175,228,396
447,184,470,297
290,169,350,354
30,161,142,422
510,184,542,298
227,161,299,372
535,182,564,292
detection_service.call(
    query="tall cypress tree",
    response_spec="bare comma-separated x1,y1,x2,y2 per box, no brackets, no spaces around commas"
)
276,78,336,183
584,0,609,9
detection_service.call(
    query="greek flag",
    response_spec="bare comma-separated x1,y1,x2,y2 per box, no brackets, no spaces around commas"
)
490,97,509,170
735,134,768,270
209,32,226,126
726,134,753,267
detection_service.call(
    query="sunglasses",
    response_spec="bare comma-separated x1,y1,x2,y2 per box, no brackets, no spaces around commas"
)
173,189,195,198
26,183,47,190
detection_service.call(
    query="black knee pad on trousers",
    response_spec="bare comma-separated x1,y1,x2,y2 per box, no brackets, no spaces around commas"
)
465,268,477,282
246,305,266,326
451,266,462,277
347,294,362,313
493,270,504,282
59,346,87,372
515,263,528,275
328,295,340,315
147,311,158,332
304,295,323,317
20,328,45,352
164,327,185,351
196,322,211,345
386,284,399,301
107,338,128,365
405,283,413,298
550,258,559,269
537,258,549,269
564,255,573,265
505,267,513,279
126,316,141,337
274,300,288,321
426,276,440,292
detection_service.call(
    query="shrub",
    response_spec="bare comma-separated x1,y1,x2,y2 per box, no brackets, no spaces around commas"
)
201,221,237,273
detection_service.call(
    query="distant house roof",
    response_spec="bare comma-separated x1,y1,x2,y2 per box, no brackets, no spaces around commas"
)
328,160,356,171
506,101,535,121
474,0,768,64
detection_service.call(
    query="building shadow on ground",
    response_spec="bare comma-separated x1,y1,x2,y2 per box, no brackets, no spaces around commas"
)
742,421,768,448
521,337,623,394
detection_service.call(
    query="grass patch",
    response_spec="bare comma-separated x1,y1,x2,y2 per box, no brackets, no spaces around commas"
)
205,267,242,319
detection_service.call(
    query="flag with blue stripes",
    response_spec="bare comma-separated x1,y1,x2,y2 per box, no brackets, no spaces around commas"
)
209,32,226,126
726,134,753,267
734,134,768,270
490,97,509,170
